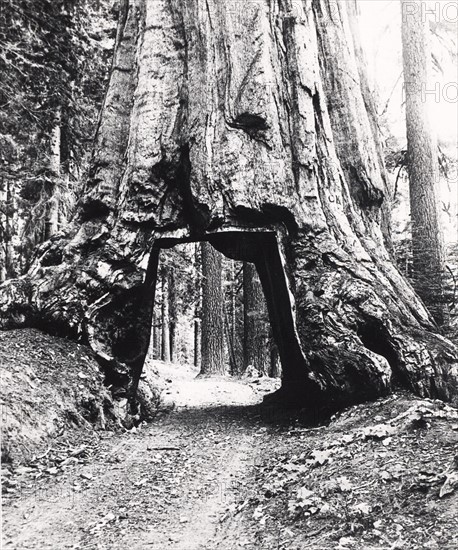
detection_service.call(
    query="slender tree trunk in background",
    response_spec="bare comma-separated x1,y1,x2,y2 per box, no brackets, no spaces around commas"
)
230,261,236,347
154,277,162,360
269,338,281,379
45,115,61,241
161,269,171,363
0,256,6,284
0,145,6,282
1,176,18,281
4,178,13,279
58,96,78,231
243,262,269,375
58,172,70,230
194,243,202,369
225,311,238,375
58,109,70,230
401,0,447,325
0,174,9,282
152,313,158,360
200,242,225,376
153,315,161,361
0,178,8,283
227,259,239,375
194,318,201,369
168,271,177,362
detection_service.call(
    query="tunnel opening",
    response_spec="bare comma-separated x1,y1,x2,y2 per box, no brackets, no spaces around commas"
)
137,230,311,408
357,320,407,388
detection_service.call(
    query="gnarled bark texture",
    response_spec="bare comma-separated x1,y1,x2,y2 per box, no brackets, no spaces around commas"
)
1,0,457,413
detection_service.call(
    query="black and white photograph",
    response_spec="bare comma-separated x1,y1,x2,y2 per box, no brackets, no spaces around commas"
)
1,0,457,548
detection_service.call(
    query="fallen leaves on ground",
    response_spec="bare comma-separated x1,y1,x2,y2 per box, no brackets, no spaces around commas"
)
220,393,458,550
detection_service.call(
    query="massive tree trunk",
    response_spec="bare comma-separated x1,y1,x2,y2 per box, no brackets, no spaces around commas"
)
200,242,225,376
0,0,457,415
400,0,447,325
243,262,270,376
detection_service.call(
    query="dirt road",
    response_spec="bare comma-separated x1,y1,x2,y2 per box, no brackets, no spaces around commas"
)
4,364,458,550
2,365,279,550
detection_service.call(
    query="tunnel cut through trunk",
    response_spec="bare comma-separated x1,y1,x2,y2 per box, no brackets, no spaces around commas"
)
142,230,310,399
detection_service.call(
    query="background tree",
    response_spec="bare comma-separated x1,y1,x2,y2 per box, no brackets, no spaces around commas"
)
0,139,18,282
0,0,114,276
242,262,270,376
400,0,448,325
193,243,202,369
160,266,171,363
149,246,281,379
150,245,199,365
223,258,242,375
200,242,225,376
168,271,177,361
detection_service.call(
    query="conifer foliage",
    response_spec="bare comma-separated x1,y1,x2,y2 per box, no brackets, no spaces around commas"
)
0,0,115,278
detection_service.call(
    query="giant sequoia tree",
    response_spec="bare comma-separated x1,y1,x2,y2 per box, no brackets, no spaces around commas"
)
1,0,457,414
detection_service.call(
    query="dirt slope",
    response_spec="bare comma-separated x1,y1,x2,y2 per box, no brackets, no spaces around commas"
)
0,329,120,465
0,329,167,466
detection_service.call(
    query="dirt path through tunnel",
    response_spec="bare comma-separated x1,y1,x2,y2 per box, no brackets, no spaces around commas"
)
3,362,458,550
2,364,280,550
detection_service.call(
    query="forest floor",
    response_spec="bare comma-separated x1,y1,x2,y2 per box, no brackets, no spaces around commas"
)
2,356,458,549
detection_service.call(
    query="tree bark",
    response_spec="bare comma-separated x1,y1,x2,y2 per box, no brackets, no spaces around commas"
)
0,175,16,282
193,242,202,369
225,310,238,376
194,318,201,369
243,262,269,376
0,0,457,415
45,115,61,241
168,270,177,361
227,259,240,375
200,242,225,376
161,268,171,363
152,312,160,361
400,0,447,325
269,340,281,379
